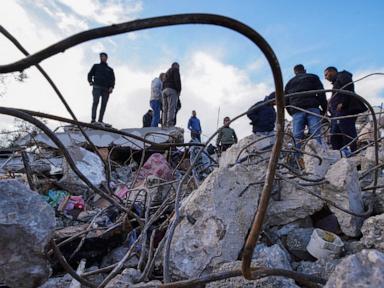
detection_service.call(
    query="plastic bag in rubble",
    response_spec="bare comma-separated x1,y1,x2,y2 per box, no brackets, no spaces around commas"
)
137,153,173,181
59,146,106,193
189,139,214,182
42,189,69,208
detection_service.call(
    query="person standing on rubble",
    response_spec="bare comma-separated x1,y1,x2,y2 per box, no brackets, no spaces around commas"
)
216,116,238,152
247,92,276,136
324,66,367,155
162,62,181,128
143,110,153,127
150,73,165,127
188,110,202,142
285,64,327,165
87,52,115,123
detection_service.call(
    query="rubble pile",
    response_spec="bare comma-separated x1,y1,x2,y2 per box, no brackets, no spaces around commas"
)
1,119,384,288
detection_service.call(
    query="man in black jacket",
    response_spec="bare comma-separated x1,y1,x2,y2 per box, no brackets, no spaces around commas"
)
143,110,153,127
325,66,366,153
162,62,181,128
87,52,115,123
285,64,327,151
247,92,276,135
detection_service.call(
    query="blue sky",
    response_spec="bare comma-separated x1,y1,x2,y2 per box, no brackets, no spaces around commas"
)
1,0,384,140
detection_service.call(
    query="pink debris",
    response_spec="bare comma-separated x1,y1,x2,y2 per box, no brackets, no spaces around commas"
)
138,153,173,181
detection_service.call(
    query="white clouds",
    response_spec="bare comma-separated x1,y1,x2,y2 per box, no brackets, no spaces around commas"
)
57,0,143,24
181,52,271,140
354,70,384,106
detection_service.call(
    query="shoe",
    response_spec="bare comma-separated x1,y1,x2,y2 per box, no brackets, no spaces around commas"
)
341,147,352,158
91,120,96,123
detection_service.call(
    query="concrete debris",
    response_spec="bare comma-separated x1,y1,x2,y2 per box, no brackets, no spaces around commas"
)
325,249,384,288
0,180,56,288
206,244,300,288
59,146,106,195
105,268,141,288
323,158,365,237
1,118,384,288
218,133,275,168
285,227,314,260
266,180,324,226
361,214,384,252
169,163,264,279
38,274,72,288
304,139,339,179
295,257,341,280
16,126,184,150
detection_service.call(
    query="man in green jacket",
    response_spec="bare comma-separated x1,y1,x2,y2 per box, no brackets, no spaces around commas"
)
216,116,238,152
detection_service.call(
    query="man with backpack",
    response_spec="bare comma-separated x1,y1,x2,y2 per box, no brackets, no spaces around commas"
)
324,66,367,153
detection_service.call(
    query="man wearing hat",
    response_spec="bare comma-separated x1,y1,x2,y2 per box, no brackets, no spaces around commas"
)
87,52,115,123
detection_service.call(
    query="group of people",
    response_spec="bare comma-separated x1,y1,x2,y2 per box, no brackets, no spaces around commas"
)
248,64,366,160
143,62,182,128
87,53,364,159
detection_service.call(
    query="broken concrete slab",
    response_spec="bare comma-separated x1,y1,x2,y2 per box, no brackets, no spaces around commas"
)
266,180,324,226
169,163,265,279
325,249,384,288
304,140,339,179
0,180,56,288
105,268,162,288
16,126,184,150
38,274,72,288
59,146,106,195
219,133,274,168
206,244,300,288
323,158,365,237
361,214,384,252
105,268,141,288
295,257,341,280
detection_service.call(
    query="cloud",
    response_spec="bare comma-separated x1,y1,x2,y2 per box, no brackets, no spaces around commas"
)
354,70,384,107
56,0,143,24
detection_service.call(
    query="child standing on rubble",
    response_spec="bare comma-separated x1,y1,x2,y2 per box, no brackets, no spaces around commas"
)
216,116,238,153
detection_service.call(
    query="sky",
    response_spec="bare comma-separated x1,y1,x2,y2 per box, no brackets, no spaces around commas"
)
1,0,384,142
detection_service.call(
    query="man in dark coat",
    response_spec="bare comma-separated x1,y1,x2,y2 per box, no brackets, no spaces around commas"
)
285,64,327,150
143,110,153,127
247,92,276,135
325,66,367,153
88,52,115,123
162,62,181,128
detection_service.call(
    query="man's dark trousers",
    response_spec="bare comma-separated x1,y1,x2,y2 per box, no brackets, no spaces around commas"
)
191,131,201,142
92,86,109,122
330,116,358,152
